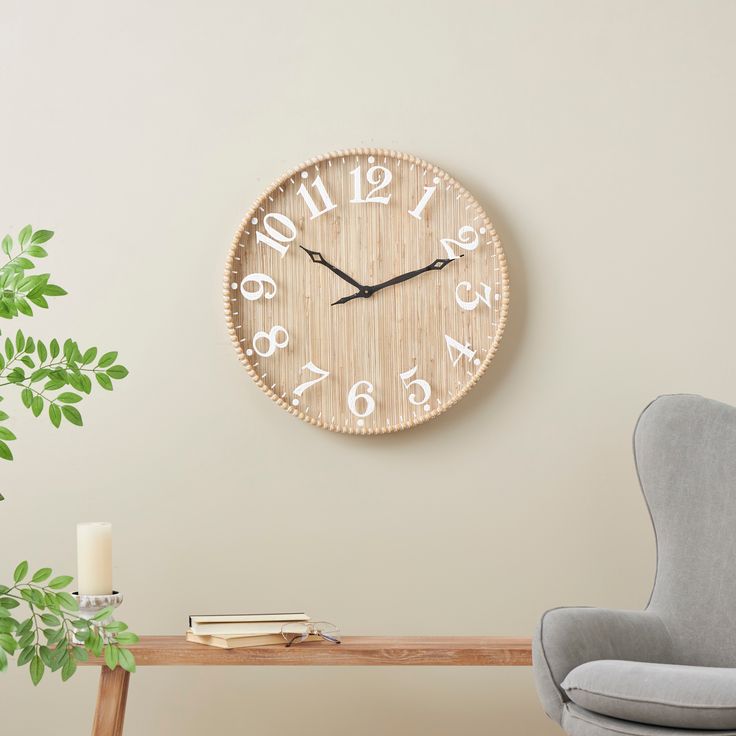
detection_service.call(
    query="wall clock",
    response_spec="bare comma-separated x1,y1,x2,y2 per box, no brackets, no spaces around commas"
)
223,149,509,435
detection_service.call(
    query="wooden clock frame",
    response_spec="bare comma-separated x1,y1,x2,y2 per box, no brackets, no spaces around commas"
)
223,148,509,435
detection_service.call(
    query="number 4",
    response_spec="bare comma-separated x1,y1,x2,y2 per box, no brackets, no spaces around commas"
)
444,335,476,367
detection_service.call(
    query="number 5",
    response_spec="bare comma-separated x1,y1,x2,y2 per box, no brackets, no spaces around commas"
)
399,365,431,406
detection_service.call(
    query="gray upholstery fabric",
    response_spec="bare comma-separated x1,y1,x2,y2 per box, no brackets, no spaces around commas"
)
562,704,736,736
562,660,736,729
533,394,736,735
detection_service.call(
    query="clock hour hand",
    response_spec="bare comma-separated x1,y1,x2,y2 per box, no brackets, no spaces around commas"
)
300,246,365,291
331,256,462,306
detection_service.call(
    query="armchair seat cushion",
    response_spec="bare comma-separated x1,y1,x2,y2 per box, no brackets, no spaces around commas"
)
562,660,736,730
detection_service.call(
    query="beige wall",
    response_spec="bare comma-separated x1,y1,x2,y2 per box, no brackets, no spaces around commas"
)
2,0,736,733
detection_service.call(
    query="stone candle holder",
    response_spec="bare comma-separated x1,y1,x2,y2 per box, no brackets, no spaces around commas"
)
71,591,123,644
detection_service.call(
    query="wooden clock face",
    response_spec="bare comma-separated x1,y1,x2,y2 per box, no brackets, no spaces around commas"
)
224,149,509,434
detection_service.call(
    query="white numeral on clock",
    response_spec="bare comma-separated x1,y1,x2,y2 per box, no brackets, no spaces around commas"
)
455,281,492,311
255,213,296,257
297,175,337,219
293,361,330,397
444,334,476,366
399,365,431,406
252,325,289,357
350,165,392,205
408,184,437,220
348,380,376,418
240,273,276,301
440,226,479,259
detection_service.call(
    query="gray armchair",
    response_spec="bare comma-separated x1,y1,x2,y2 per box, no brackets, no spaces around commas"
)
534,394,736,735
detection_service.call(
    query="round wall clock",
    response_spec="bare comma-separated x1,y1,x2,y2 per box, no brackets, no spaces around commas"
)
223,149,509,435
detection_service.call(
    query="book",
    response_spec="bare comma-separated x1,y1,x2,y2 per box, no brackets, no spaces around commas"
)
188,612,310,636
186,629,319,649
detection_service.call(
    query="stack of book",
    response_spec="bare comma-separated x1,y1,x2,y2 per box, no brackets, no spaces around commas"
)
186,612,312,649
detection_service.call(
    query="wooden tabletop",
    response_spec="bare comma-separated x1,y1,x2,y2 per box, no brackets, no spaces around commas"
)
81,636,532,667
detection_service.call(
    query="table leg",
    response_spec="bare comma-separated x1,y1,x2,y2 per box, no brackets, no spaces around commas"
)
92,666,130,736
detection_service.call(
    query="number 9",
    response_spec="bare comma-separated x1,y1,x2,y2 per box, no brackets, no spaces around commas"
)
240,273,277,301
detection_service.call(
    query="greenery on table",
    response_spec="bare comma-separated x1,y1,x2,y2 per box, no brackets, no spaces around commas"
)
0,225,129,483
0,225,136,683
0,562,139,684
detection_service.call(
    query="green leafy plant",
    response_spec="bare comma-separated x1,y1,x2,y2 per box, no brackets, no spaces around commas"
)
0,562,138,683
0,226,129,480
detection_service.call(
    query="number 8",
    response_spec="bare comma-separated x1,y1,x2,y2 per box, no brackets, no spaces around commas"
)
252,325,289,357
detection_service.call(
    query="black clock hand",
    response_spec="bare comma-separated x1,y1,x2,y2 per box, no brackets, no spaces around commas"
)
331,256,462,306
299,246,366,291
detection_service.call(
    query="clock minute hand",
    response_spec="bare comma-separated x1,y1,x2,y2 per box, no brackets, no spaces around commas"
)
367,256,462,295
331,256,462,306
299,246,365,291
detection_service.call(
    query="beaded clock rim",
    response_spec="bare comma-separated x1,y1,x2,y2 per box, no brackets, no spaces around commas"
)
223,148,510,435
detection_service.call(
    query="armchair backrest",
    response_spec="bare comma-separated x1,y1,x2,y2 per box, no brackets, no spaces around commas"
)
635,394,736,665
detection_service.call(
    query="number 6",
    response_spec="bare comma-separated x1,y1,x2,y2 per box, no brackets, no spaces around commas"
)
347,381,375,418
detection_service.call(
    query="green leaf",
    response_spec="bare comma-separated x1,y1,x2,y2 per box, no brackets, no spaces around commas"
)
0,606,9,618
0,441,13,461
97,351,118,368
31,396,43,418
26,245,47,258
57,392,82,404
5,338,13,361
13,561,28,583
43,284,67,297
48,575,73,590
29,654,44,685
115,632,139,645
55,592,78,611
40,613,60,627
117,647,136,673
95,373,113,391
39,645,54,667
18,631,34,649
0,647,6,673
1,235,12,256
61,405,83,426
48,403,62,429
37,341,47,362
81,347,97,365
104,644,119,670
92,606,114,621
15,330,24,352
31,567,52,583
72,646,88,661
17,644,35,666
18,225,32,246
0,427,16,441
50,338,59,358
21,388,33,408
14,257,34,270
106,365,129,380
0,632,17,654
0,597,19,609
61,655,77,681
30,229,54,244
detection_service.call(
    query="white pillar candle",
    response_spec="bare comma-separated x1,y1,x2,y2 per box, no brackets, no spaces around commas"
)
77,522,113,595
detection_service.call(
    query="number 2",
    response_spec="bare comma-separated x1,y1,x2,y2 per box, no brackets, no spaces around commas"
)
440,226,479,259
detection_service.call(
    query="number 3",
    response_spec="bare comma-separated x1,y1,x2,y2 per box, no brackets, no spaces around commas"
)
455,281,492,311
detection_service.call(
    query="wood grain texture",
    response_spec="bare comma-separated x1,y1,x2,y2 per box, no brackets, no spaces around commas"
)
81,636,531,667
223,149,510,434
92,666,130,736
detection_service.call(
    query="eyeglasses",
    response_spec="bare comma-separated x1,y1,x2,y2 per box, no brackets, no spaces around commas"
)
281,621,341,647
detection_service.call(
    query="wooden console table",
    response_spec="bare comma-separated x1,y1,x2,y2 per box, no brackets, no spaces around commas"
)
81,635,532,736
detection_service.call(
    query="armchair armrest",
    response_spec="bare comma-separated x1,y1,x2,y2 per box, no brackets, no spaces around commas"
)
532,607,673,724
